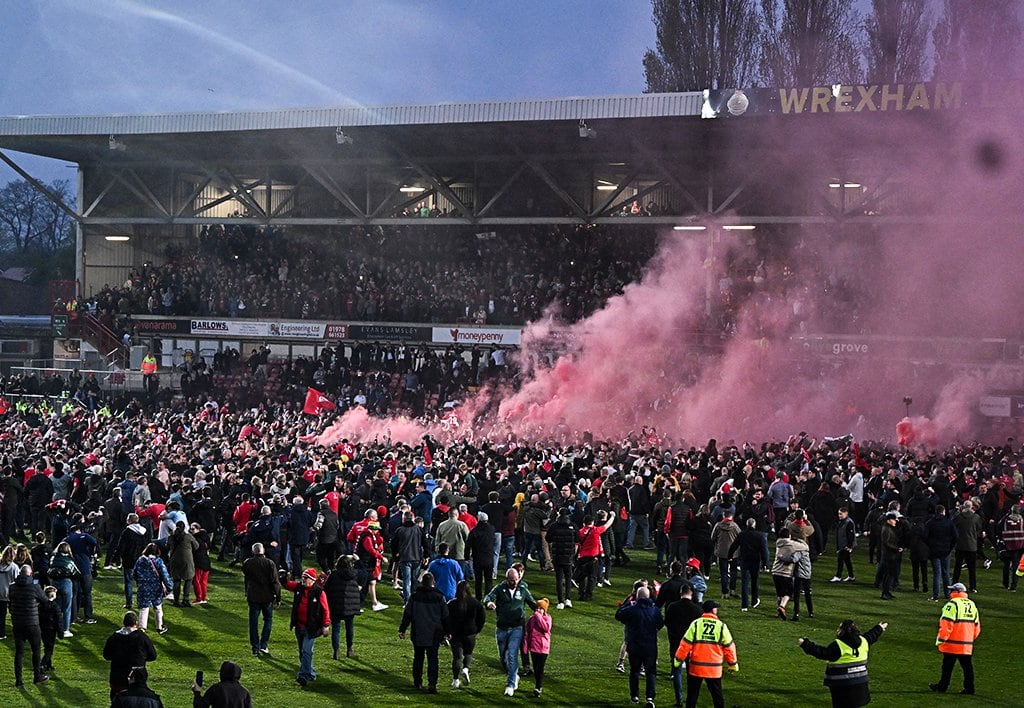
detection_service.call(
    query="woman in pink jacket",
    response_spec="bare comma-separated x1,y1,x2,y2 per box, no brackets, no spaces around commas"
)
523,597,552,697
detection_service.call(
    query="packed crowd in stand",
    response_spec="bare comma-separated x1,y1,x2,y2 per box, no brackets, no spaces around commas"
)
0,382,1021,703
78,224,655,327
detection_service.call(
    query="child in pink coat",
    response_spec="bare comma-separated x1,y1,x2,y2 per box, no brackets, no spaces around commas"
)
523,597,552,697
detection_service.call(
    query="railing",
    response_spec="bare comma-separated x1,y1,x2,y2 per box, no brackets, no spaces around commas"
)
69,313,129,368
9,365,181,394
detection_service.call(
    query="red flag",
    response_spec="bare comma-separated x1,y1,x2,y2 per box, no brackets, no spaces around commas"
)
423,441,433,466
802,447,811,464
302,388,337,415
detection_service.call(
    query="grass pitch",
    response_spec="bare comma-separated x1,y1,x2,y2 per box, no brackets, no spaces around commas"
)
0,546,1016,706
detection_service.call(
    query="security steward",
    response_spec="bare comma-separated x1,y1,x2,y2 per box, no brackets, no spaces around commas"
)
674,599,738,708
798,619,888,708
929,582,980,695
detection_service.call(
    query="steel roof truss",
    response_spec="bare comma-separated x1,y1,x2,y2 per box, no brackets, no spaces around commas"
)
476,162,526,218
304,165,366,219
114,169,170,217
526,159,586,219
82,174,118,218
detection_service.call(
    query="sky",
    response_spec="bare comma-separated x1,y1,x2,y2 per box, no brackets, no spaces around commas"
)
0,0,654,183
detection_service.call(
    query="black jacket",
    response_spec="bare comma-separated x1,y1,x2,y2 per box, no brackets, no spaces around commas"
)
664,597,701,656
9,574,44,629
103,627,158,685
447,594,486,639
399,585,449,647
241,554,280,605
323,567,362,619
546,516,577,566
118,524,153,569
193,661,252,708
467,521,496,565
111,684,164,708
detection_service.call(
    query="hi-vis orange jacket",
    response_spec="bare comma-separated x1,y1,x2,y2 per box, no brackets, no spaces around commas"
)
936,591,980,655
675,612,738,678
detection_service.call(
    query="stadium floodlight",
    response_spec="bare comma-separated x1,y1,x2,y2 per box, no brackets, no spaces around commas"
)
399,186,425,193
673,225,707,231
829,182,862,189
335,127,354,145
595,181,617,191
722,225,756,231
578,120,596,139
104,235,131,242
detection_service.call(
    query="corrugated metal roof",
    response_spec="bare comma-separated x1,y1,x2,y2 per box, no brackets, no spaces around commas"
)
0,93,704,136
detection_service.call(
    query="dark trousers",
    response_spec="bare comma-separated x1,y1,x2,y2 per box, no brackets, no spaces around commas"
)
576,556,597,599
0,600,8,638
530,651,548,689
41,627,56,669
13,624,42,685
953,550,977,590
316,541,339,572
937,652,975,693
836,549,854,578
451,634,476,677
628,652,657,701
792,576,813,616
912,557,929,590
412,643,440,689
554,563,572,603
473,564,492,600
686,673,724,708
879,555,899,596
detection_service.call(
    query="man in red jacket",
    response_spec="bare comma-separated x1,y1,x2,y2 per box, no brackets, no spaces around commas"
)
283,568,331,687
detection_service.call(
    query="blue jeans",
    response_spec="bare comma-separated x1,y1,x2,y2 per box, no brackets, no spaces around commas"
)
122,566,135,606
491,532,502,577
400,561,419,602
54,578,73,632
249,601,273,651
331,616,354,653
656,531,669,568
668,537,689,565
671,662,684,705
495,625,523,688
501,536,516,572
72,571,94,620
295,628,318,681
626,515,650,548
931,554,951,599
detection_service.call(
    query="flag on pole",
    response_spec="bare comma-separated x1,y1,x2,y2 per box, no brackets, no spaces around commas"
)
303,388,337,415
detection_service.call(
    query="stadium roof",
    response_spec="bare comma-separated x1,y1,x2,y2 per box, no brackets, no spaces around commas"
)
0,88,977,290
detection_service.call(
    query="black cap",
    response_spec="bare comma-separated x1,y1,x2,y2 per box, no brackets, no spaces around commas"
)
702,600,720,613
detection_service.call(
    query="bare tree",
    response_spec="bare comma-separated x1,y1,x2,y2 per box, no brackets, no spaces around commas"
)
760,0,863,87
863,0,929,84
0,179,75,254
933,0,1023,82
643,0,762,92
